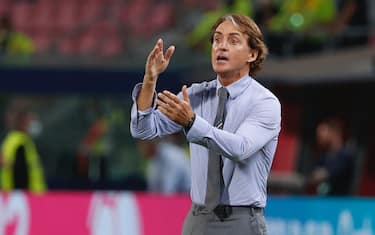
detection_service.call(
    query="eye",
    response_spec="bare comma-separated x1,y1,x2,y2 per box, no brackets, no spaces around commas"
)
230,38,239,45
213,37,221,44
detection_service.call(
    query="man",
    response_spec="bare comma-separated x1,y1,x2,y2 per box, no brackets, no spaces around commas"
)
1,98,46,193
131,14,281,235
309,117,355,195
0,15,35,64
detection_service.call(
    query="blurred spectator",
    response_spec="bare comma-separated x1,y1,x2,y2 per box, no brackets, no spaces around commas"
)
265,0,337,56
307,117,355,196
77,114,109,182
0,14,35,64
136,133,190,194
0,98,46,193
264,0,369,56
268,0,336,34
76,101,121,184
330,0,369,48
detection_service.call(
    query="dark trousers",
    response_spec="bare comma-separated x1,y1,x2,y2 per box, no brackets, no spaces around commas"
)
182,204,267,235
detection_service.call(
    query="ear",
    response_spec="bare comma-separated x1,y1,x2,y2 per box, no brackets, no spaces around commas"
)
247,49,258,63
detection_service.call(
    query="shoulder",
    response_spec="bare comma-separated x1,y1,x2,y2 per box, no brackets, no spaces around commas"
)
250,79,280,108
246,79,281,124
185,79,216,103
250,79,278,98
188,79,216,93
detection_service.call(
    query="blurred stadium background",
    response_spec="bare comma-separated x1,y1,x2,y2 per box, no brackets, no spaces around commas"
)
0,0,374,234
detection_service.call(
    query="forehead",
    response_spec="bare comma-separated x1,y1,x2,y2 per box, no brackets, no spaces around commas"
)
214,20,244,36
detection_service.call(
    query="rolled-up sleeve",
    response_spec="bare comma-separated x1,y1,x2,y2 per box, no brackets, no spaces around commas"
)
130,83,182,140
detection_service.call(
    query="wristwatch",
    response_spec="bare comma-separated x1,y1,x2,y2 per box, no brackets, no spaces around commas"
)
184,113,196,133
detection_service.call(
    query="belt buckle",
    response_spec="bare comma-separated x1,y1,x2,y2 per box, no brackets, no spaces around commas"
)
214,205,232,220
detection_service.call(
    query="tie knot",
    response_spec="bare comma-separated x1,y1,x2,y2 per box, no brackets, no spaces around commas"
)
218,87,229,99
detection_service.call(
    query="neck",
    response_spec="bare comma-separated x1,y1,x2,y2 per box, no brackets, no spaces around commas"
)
218,71,248,86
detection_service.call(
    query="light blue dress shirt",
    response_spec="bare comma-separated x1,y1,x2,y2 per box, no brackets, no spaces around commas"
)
131,74,281,208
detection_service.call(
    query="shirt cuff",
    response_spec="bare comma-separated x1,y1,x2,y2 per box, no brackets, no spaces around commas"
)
138,108,153,117
131,83,143,101
186,115,211,143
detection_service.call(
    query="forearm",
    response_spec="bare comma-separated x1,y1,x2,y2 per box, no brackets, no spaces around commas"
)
131,109,183,140
137,75,157,111
131,86,182,139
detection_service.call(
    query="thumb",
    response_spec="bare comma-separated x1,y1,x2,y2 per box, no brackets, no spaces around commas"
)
182,85,190,103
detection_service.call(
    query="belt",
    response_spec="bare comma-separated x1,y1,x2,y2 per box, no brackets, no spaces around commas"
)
214,205,263,217
192,204,263,218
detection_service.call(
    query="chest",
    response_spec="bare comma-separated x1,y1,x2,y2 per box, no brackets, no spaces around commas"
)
196,90,253,132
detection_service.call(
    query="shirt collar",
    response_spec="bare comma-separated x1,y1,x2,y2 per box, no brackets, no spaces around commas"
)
216,74,253,99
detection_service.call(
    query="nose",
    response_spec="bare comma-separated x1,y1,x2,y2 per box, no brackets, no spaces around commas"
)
215,40,229,51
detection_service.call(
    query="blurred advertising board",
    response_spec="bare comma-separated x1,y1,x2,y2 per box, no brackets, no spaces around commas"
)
0,191,189,235
267,196,375,235
0,192,374,235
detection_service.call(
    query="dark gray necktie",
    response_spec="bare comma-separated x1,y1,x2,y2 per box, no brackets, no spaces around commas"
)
205,87,229,211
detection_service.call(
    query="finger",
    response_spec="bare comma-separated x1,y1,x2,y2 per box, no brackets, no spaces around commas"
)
147,42,160,62
156,99,170,111
162,90,180,104
157,104,169,117
158,93,177,108
182,85,190,103
155,98,165,106
150,39,162,59
158,38,164,55
164,45,175,62
156,99,175,117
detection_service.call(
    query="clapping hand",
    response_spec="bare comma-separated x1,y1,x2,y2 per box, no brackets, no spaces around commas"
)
156,85,194,127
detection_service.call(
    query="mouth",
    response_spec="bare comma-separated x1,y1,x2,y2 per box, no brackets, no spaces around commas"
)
216,55,229,62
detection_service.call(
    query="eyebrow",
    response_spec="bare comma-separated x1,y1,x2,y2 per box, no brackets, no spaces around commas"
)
214,31,242,37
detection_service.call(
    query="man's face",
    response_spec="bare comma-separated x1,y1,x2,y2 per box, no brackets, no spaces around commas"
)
316,123,332,148
211,20,255,78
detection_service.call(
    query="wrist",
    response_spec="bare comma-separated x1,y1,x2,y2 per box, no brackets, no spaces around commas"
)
184,113,196,133
141,78,157,92
144,73,158,83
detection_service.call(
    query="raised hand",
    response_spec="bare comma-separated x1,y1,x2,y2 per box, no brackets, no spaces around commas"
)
145,38,175,81
138,39,175,111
